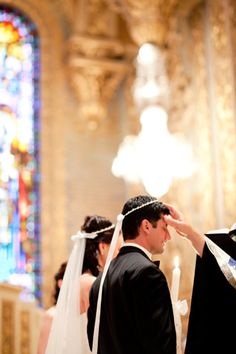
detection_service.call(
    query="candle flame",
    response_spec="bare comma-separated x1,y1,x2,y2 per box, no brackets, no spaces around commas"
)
174,256,179,268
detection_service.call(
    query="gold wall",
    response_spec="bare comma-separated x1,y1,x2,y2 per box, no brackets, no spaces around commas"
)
162,0,236,336
0,283,42,354
1,0,236,342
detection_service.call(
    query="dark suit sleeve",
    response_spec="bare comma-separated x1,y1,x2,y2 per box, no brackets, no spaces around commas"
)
131,265,176,354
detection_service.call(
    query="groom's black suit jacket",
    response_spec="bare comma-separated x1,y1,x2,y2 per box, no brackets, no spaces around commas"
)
87,246,176,354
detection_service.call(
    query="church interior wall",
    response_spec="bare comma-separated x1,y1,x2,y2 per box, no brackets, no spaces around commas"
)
1,0,236,348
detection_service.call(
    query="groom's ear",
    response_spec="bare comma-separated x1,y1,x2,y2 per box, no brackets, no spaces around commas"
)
140,219,151,234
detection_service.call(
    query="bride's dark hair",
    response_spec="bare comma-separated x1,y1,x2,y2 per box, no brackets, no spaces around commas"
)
53,261,67,304
81,215,114,276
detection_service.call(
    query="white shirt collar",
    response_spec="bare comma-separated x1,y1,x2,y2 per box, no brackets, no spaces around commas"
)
122,242,152,260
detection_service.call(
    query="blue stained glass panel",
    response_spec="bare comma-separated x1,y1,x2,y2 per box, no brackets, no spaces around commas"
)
0,5,40,302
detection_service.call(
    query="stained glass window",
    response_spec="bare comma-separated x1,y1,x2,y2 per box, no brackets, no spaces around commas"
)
0,5,40,302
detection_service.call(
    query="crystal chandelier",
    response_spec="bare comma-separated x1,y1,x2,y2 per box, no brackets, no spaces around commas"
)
112,43,195,198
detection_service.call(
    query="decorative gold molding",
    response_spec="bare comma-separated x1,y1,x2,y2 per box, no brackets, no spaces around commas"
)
67,34,134,128
20,310,30,354
2,300,15,353
105,0,179,46
66,0,137,128
174,0,203,17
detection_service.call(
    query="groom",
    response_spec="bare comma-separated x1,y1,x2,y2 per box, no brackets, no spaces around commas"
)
87,195,177,354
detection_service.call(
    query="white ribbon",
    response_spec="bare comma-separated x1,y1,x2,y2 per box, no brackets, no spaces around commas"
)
92,214,124,354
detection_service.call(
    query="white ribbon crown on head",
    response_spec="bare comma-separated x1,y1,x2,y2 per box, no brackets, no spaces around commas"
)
71,224,115,242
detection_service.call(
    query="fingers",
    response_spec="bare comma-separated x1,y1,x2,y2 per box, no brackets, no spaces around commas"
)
164,215,188,238
163,203,183,221
164,214,180,226
177,230,188,237
163,203,175,212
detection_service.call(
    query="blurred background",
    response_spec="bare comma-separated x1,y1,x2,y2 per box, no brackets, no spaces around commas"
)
0,0,236,352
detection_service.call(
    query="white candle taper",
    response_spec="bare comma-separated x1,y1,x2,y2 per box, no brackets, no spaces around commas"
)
171,256,181,303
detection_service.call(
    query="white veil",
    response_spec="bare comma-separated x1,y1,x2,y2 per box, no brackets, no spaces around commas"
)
46,226,114,354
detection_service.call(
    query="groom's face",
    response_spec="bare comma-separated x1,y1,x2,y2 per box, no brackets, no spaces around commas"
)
148,216,171,254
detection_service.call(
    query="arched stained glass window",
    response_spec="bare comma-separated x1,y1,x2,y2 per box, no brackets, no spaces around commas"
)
0,5,40,302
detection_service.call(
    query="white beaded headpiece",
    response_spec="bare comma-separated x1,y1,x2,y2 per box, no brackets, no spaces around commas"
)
71,224,115,242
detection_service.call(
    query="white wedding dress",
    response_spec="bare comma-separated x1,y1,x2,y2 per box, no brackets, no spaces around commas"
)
80,312,92,354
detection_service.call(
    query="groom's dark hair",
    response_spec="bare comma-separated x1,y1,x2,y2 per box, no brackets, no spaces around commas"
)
121,195,170,240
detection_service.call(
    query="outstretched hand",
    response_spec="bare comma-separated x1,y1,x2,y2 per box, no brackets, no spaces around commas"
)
163,203,188,237
163,203,205,257
164,203,184,222
164,216,189,238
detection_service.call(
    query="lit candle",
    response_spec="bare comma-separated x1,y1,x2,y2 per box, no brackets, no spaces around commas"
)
171,256,181,303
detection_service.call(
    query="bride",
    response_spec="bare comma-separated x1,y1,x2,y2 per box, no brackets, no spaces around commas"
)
45,214,123,354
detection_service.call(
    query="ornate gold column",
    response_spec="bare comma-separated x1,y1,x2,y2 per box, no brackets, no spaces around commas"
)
67,0,135,129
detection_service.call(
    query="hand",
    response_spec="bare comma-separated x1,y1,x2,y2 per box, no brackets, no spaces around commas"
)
163,203,190,236
164,214,189,237
164,203,184,222
163,204,205,256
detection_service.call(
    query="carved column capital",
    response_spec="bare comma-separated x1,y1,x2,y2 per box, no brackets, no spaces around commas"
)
67,34,134,128
105,0,179,46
